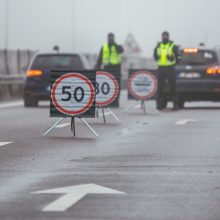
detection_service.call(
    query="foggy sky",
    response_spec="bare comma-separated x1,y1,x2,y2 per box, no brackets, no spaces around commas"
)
0,0,220,56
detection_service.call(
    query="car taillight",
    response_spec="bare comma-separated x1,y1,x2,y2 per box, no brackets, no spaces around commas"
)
184,48,198,53
26,70,43,77
206,66,220,75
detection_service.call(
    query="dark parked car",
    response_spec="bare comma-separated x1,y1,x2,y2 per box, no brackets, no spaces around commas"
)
165,47,220,108
23,53,91,107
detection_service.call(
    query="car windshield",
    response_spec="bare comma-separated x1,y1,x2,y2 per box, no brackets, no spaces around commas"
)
179,50,217,65
32,55,84,69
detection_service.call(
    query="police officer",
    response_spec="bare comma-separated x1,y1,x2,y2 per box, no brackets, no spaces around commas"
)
154,31,179,110
96,33,124,73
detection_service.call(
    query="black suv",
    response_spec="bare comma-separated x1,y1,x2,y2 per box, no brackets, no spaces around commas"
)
23,53,91,107
169,47,220,108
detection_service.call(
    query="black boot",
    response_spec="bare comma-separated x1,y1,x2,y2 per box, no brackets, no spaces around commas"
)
157,97,165,110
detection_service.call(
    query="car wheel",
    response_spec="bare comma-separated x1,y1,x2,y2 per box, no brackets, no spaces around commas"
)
24,97,38,107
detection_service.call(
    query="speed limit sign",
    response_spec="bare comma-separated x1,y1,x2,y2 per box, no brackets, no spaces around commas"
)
128,70,158,100
50,72,96,117
95,71,119,107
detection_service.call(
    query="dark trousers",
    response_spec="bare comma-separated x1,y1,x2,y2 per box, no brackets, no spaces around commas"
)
104,64,121,73
157,66,177,109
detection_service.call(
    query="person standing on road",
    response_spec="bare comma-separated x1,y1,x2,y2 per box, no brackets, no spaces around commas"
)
154,31,180,110
95,33,124,73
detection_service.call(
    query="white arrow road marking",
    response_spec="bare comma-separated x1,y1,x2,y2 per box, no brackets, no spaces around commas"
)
0,101,23,109
0,142,12,147
176,119,197,125
32,183,126,212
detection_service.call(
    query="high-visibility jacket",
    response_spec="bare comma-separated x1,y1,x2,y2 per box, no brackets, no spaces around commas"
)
102,43,122,65
157,42,176,66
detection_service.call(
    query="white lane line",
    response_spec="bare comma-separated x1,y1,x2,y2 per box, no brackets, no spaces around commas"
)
0,101,23,109
0,142,12,147
176,119,197,125
56,123,70,128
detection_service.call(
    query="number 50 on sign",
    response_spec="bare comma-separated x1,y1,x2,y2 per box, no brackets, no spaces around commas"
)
50,72,96,117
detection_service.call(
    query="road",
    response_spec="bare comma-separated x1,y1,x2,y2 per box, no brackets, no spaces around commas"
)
0,91,220,220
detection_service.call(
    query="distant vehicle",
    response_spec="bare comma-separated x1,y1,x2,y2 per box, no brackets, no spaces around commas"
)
23,53,91,107
165,47,220,108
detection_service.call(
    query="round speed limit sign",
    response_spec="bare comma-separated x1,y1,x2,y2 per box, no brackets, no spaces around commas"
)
95,71,119,107
128,70,158,100
51,73,95,116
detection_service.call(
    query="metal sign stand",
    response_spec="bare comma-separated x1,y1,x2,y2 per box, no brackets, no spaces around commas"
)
43,117,99,138
71,117,76,136
101,107,106,124
43,118,64,136
123,100,159,114
141,100,146,114
96,107,121,124
107,108,121,123
123,100,139,112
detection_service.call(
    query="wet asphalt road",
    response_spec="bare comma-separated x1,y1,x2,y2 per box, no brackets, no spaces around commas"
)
0,91,220,220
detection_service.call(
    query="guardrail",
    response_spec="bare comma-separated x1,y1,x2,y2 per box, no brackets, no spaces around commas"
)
0,75,25,99
0,75,24,85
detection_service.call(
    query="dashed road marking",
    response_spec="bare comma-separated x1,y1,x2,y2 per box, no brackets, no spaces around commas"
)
0,142,12,147
134,104,142,109
176,119,197,125
0,101,23,109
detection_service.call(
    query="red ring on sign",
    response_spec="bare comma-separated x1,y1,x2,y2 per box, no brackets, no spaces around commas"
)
128,70,158,100
51,73,95,116
96,71,119,107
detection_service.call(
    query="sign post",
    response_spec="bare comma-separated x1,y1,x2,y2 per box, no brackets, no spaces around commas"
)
95,71,121,123
44,71,99,137
126,70,158,114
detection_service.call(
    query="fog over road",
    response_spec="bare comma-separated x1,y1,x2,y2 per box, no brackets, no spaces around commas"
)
1,0,220,55
0,92,220,220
